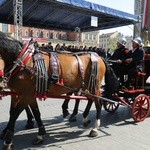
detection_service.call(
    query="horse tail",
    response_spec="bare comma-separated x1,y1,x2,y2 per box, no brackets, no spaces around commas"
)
102,59,119,96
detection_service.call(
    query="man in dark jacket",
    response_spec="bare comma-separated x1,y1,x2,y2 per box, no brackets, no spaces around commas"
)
125,37,144,87
109,37,129,85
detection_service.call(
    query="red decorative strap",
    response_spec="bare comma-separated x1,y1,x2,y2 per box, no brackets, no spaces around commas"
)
17,41,30,60
0,70,4,77
16,40,35,66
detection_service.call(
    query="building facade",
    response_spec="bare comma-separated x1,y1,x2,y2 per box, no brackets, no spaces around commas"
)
0,23,133,49
99,31,133,50
99,31,121,50
0,23,100,48
81,31,100,47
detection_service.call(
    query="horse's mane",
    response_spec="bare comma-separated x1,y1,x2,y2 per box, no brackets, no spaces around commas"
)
0,31,22,54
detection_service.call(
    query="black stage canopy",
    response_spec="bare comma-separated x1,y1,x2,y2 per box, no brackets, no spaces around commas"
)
0,0,138,32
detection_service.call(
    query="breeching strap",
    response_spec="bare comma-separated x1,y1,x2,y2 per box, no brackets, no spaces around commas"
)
87,53,98,94
74,55,85,88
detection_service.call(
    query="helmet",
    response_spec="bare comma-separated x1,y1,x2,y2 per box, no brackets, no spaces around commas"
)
117,37,126,46
132,37,143,46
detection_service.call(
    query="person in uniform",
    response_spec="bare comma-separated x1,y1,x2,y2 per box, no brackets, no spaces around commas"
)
109,37,129,86
125,37,144,87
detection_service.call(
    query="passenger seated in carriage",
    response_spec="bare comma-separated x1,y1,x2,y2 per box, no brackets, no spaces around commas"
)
125,37,144,87
109,37,129,86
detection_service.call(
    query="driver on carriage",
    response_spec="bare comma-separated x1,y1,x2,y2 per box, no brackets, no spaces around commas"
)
109,37,129,86
125,37,144,87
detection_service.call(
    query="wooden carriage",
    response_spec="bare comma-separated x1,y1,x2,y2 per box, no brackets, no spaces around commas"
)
103,53,150,122
1,40,150,123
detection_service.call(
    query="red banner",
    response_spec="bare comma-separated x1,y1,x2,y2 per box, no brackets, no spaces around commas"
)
142,0,150,29
22,37,47,42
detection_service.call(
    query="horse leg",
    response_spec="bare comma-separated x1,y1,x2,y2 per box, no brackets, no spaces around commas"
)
0,97,23,141
62,99,70,118
89,98,102,137
82,100,93,127
25,105,34,129
29,101,46,145
69,99,80,122
2,103,25,150
62,92,76,118
0,106,34,140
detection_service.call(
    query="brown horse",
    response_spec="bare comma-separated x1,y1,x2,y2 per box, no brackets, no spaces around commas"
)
0,31,118,149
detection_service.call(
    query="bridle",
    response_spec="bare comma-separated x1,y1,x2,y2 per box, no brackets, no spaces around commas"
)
0,55,4,78
0,39,36,87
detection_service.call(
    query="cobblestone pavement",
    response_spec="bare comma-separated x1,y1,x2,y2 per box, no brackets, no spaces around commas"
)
0,95,150,150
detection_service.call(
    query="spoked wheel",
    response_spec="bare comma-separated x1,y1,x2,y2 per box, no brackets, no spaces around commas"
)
103,97,119,113
132,94,150,122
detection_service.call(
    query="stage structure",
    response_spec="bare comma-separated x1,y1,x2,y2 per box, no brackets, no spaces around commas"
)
0,0,139,41
13,0,23,41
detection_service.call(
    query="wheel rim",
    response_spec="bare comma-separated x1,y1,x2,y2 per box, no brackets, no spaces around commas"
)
103,101,119,113
132,94,150,122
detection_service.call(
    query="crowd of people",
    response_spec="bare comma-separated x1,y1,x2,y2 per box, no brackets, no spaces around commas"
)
35,36,150,89
34,41,110,59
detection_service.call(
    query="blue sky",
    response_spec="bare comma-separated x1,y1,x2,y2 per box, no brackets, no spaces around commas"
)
86,0,135,36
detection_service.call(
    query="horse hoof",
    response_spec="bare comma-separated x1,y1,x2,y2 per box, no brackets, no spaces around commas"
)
2,143,13,150
25,121,34,129
63,110,70,118
88,129,98,137
32,138,43,145
69,115,77,122
83,120,91,127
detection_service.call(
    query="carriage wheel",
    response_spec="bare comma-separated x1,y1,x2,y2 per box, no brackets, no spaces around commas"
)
103,100,119,113
132,94,150,122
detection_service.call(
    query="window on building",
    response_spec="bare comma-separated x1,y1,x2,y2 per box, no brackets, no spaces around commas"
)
2,23,8,32
56,33,59,39
89,34,92,40
46,32,49,38
36,31,39,37
85,34,88,40
93,35,96,41
25,30,28,36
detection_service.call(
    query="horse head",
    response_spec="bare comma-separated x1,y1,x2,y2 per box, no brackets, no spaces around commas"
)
0,31,22,69
0,32,36,90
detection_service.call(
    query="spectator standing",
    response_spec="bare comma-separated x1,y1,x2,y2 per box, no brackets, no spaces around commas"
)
47,42,53,51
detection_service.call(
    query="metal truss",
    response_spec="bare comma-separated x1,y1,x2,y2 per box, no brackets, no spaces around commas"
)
13,0,23,41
